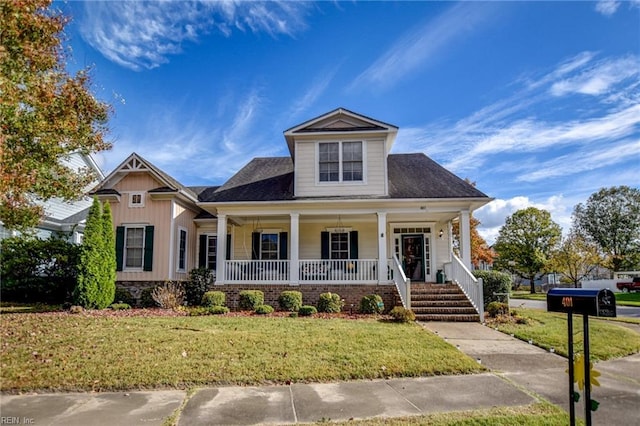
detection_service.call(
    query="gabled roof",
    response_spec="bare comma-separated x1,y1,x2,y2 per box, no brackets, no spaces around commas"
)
198,153,488,203
92,153,198,203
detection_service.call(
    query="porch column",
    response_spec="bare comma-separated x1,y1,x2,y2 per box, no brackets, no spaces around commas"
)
460,210,472,270
377,212,387,284
215,214,227,285
290,213,299,285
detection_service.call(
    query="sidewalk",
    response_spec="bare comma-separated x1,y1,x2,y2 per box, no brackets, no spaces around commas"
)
1,323,638,425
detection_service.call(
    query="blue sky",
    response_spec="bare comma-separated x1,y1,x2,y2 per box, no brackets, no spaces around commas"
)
59,0,640,243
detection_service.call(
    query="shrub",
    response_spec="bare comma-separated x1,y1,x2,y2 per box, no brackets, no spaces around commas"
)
110,303,131,310
113,287,135,306
317,292,343,313
278,290,303,312
188,305,229,316
389,306,416,323
185,268,213,306
201,291,226,307
239,290,264,310
139,288,157,308
0,236,80,304
69,305,84,314
209,305,229,315
152,281,185,309
299,305,317,316
255,304,274,315
360,294,384,314
486,301,509,318
473,270,512,308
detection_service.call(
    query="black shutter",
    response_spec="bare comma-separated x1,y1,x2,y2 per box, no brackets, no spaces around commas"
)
115,226,125,271
279,232,288,260
350,231,359,273
199,235,207,268
226,234,232,261
143,225,154,271
321,231,329,259
251,232,260,260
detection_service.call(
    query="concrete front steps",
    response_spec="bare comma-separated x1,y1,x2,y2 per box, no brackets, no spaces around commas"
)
411,283,480,322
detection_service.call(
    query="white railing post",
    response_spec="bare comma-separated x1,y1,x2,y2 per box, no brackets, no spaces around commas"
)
448,253,484,322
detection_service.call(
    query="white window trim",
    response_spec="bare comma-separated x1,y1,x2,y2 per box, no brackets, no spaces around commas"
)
124,225,145,271
177,226,187,272
128,191,145,208
329,231,350,260
259,231,280,260
316,140,367,185
205,234,217,270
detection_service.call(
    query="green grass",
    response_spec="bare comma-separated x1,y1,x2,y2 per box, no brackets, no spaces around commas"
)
0,314,483,392
511,290,640,307
329,403,573,426
491,308,640,360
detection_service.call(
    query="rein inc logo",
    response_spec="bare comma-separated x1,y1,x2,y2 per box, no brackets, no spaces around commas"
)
0,418,34,424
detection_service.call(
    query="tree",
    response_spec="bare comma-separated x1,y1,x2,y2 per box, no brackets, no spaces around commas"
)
494,207,562,293
101,201,116,305
573,186,640,272
549,230,602,288
452,214,495,268
0,0,111,231
74,197,114,309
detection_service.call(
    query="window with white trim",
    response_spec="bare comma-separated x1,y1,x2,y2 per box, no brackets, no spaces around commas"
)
125,227,144,269
206,235,217,270
330,232,349,259
177,228,187,271
260,233,279,260
318,141,363,182
129,192,145,208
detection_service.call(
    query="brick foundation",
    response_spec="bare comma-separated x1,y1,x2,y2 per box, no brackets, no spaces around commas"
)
116,281,402,312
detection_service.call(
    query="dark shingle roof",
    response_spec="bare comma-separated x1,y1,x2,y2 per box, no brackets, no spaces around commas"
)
199,153,487,203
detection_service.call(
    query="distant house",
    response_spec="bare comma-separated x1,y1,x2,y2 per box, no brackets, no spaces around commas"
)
93,108,492,320
0,152,105,243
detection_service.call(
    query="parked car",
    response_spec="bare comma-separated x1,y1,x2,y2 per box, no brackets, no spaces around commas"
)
616,277,640,293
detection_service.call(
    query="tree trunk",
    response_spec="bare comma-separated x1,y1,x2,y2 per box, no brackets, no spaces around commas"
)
529,275,536,294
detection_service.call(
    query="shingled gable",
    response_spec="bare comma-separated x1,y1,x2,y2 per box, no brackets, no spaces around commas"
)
91,152,198,203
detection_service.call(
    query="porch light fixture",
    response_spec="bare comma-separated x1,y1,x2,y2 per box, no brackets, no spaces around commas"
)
329,215,349,233
439,229,444,239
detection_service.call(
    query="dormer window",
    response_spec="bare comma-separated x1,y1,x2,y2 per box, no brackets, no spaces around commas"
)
318,141,363,182
129,192,145,208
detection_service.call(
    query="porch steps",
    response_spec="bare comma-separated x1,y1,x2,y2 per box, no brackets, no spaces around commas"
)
410,284,480,322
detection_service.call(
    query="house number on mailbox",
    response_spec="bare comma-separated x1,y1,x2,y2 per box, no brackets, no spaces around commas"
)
562,297,573,308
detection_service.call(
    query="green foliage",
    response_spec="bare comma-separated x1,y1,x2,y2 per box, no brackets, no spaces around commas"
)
185,268,213,306
255,304,274,315
486,301,509,317
109,303,131,310
210,305,230,315
113,287,135,306
494,207,562,293
101,201,116,302
317,292,343,313
139,288,156,308
278,290,303,312
151,281,185,309
549,231,601,287
0,235,79,303
473,270,512,307
239,290,264,310
0,0,111,230
299,305,317,316
188,305,229,316
201,291,225,307
359,294,384,314
389,306,416,323
74,198,114,309
573,186,640,271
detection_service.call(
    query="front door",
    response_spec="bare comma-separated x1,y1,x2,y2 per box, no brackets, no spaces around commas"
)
401,235,425,281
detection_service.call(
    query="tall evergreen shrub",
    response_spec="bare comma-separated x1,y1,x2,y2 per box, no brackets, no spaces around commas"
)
100,201,116,307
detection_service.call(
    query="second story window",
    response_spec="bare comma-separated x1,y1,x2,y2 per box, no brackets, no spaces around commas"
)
318,141,363,182
129,192,145,208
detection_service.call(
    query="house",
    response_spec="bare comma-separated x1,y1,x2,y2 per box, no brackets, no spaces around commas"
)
0,152,105,243
93,108,492,319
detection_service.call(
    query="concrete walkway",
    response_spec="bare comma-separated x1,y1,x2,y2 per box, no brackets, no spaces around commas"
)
1,323,638,425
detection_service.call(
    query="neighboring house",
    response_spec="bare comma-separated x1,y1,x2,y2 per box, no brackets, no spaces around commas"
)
0,152,105,243
93,108,492,318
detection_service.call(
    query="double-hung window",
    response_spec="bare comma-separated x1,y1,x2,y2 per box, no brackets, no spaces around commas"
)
125,227,144,269
206,236,217,270
260,233,279,260
330,232,349,259
318,141,363,182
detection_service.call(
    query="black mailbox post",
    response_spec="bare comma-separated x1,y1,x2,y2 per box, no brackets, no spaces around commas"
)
547,288,616,426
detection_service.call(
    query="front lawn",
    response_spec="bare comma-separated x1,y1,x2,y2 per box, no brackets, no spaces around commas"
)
489,308,640,360
0,312,483,392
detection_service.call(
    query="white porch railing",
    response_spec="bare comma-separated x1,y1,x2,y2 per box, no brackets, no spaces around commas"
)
299,259,378,283
389,255,410,309
224,260,290,283
445,254,484,321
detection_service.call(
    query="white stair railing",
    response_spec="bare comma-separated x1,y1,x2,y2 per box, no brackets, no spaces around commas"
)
445,254,484,321
390,255,411,309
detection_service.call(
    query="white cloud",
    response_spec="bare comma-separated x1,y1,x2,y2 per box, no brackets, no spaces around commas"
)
350,2,500,91
550,55,640,96
595,0,620,16
80,1,310,71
